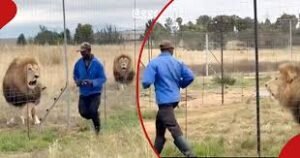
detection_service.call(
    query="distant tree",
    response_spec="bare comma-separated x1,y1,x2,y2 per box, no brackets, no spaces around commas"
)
176,17,183,31
164,17,174,33
94,25,124,44
208,15,235,33
196,15,211,31
59,28,72,44
275,13,298,32
141,19,170,41
17,33,27,45
140,19,172,48
34,25,61,45
144,19,154,39
265,18,271,26
74,23,94,44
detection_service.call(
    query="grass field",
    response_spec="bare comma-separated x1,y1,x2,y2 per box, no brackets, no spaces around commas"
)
0,44,156,158
139,46,300,157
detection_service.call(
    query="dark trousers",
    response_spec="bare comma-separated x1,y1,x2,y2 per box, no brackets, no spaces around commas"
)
155,102,183,142
78,93,101,130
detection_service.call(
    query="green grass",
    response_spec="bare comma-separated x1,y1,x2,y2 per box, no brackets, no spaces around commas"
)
0,128,59,153
161,137,225,157
104,108,139,132
190,74,272,91
46,108,153,158
142,110,157,120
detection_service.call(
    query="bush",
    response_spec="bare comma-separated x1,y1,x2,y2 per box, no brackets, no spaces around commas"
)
212,75,236,85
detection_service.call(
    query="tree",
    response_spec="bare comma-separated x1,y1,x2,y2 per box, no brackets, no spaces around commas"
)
141,19,170,41
17,33,27,45
144,19,154,39
275,13,298,32
94,25,124,44
265,18,271,26
176,17,183,31
208,15,235,33
164,17,174,33
34,25,61,45
59,28,72,44
196,15,211,31
74,23,94,44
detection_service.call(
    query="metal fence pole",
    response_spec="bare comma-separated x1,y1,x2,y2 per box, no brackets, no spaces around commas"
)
185,88,188,139
289,19,293,61
221,31,224,105
253,0,261,156
62,0,70,129
134,0,137,69
205,33,209,77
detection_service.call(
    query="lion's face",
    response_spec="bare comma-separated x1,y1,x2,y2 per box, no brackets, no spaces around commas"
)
25,63,40,90
265,75,281,99
118,57,130,71
265,63,299,100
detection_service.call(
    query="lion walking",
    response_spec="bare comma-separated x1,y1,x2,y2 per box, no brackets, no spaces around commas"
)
113,54,135,90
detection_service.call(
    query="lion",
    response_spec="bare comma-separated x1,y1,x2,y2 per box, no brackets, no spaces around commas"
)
265,63,300,124
113,54,135,90
2,57,46,125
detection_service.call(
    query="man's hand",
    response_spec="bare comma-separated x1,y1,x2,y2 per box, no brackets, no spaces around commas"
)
75,80,82,87
81,79,93,87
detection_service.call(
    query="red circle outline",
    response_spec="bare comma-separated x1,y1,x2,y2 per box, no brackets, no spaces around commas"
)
135,0,174,158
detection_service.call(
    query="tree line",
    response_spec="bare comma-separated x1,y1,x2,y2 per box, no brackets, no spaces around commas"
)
143,13,300,50
17,24,124,45
17,13,300,50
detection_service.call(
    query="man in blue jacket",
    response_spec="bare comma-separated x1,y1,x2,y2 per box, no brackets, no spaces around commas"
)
142,40,195,157
73,42,106,135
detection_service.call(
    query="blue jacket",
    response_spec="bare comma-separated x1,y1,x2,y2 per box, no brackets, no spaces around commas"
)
73,56,107,96
142,51,194,105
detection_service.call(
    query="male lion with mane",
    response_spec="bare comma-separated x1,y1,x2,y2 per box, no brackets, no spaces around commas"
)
2,57,46,125
265,63,300,124
113,54,135,90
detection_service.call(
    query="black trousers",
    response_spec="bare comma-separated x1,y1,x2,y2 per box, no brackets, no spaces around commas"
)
78,93,101,130
156,102,183,139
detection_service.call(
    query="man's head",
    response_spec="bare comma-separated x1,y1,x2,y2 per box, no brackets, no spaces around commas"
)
77,42,92,59
159,40,174,55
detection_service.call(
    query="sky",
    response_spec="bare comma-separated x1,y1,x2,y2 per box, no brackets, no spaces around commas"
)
0,0,300,38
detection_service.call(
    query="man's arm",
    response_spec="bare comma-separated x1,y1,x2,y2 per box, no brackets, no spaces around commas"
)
142,62,156,89
73,63,82,87
91,62,107,88
180,63,194,88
